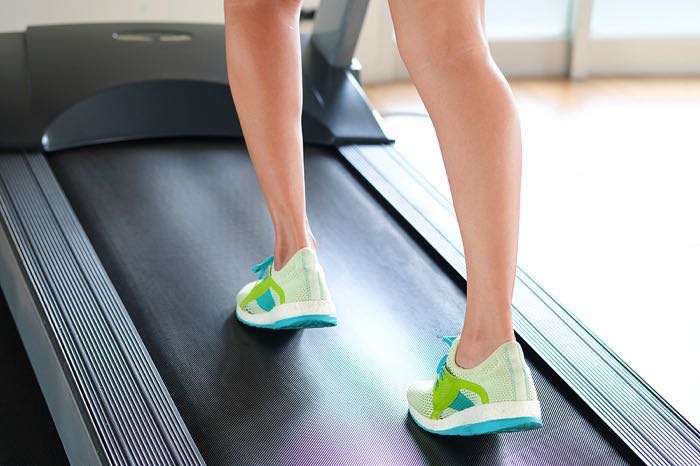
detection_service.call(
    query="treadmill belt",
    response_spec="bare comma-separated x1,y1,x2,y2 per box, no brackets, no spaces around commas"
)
49,140,631,465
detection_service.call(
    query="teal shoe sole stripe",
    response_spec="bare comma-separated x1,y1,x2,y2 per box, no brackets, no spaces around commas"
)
409,412,542,436
236,313,337,330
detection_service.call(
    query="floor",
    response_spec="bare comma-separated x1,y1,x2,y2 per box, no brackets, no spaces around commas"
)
364,78,700,428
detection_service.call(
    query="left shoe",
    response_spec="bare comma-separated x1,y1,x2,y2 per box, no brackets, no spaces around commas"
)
235,248,337,330
407,336,543,436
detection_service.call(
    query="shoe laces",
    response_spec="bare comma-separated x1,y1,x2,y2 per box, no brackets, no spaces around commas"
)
434,336,458,388
251,255,274,280
435,354,448,389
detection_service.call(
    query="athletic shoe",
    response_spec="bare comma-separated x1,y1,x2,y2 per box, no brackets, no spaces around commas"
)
407,336,542,435
235,247,336,329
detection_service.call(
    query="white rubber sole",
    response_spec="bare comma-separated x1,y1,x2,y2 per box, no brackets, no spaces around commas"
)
236,300,336,329
409,400,542,435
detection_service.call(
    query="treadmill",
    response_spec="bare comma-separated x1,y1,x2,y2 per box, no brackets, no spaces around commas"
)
1,1,698,464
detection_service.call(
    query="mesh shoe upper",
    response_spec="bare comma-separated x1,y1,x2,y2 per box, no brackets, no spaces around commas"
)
407,337,538,420
237,248,331,314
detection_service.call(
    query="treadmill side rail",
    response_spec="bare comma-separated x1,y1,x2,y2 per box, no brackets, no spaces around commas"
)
0,152,205,466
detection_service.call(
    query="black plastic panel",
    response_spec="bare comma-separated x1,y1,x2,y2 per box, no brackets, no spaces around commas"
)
0,24,389,151
0,33,38,151
43,80,242,151
51,140,633,466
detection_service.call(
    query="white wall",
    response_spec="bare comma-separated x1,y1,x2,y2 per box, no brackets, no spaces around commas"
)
354,1,401,83
0,0,330,32
0,0,224,32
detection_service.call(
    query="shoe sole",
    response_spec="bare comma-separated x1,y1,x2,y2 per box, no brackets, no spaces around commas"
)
236,300,337,330
408,400,542,436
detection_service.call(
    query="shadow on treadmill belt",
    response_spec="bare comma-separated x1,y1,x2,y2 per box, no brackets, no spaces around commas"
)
49,139,632,465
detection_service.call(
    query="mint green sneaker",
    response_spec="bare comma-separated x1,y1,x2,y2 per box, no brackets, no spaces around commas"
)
235,247,336,329
407,336,542,436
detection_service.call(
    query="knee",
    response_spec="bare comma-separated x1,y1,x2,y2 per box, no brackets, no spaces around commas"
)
394,5,490,77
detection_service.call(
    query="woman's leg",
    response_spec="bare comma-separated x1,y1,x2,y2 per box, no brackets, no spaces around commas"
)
224,0,314,268
388,0,521,368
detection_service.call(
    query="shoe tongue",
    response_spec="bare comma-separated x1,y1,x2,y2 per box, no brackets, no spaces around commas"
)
446,336,467,376
435,353,448,375
436,336,460,375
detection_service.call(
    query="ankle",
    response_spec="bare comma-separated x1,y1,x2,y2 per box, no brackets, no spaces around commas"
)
274,230,316,270
454,332,515,369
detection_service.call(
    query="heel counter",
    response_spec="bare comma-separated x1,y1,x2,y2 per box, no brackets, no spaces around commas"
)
507,342,538,401
301,249,330,301
316,266,331,300
522,359,538,401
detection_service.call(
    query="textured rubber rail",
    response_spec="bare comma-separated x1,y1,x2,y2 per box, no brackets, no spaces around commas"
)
0,152,204,465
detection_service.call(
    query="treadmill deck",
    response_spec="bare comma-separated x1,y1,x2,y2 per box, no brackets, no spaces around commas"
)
48,140,631,465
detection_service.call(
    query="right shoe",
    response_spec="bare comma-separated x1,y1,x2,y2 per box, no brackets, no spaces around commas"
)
407,336,542,436
235,247,337,330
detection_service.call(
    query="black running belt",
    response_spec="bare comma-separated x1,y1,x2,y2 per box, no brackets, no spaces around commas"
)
0,293,69,465
49,140,633,465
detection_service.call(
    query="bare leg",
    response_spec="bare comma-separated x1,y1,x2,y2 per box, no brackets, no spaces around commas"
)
224,0,314,268
388,0,521,368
